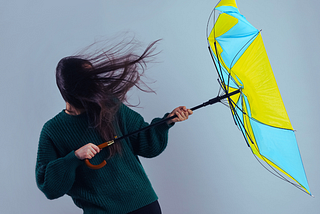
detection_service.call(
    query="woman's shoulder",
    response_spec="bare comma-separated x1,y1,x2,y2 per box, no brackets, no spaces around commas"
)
43,109,85,131
44,110,87,125
117,103,144,121
41,110,65,131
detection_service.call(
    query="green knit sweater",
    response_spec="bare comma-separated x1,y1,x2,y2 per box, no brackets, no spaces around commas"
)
36,103,173,214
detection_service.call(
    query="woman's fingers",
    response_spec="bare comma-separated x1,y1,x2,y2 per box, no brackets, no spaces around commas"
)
176,111,186,121
75,143,101,160
176,107,192,121
167,106,193,124
91,144,100,153
87,144,100,159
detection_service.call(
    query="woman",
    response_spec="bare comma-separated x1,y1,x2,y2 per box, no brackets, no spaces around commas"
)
35,40,192,214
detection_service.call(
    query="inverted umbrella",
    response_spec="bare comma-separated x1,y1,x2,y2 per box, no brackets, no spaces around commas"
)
207,0,311,195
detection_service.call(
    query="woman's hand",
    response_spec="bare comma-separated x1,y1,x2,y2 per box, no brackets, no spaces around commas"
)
75,143,100,160
167,106,193,125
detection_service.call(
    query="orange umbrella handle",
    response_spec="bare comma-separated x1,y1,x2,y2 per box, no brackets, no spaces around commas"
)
85,140,115,170
85,159,107,170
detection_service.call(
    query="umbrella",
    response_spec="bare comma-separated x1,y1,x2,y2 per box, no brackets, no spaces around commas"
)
207,0,311,195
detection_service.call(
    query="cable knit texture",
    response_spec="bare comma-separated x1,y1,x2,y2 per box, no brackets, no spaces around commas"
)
36,103,173,214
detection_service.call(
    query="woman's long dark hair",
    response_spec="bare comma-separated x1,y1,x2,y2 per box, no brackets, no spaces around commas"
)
56,38,159,156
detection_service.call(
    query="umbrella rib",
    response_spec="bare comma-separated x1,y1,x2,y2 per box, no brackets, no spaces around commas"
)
207,45,227,93
206,4,216,39
229,97,252,148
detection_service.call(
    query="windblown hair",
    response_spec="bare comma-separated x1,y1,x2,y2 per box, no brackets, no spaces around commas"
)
56,38,159,156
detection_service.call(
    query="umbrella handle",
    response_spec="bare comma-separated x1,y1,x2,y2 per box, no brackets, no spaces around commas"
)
84,140,115,170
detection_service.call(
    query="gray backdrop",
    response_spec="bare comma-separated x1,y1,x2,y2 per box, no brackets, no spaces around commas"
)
1,0,319,213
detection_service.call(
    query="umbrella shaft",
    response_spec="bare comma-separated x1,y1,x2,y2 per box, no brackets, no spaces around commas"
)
191,89,240,111
115,89,241,142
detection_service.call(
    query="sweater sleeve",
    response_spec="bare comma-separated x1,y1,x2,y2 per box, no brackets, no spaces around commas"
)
119,104,174,158
35,125,82,200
